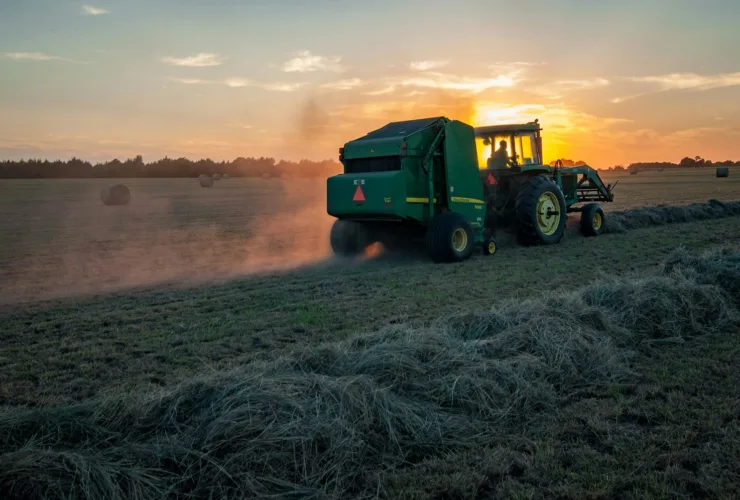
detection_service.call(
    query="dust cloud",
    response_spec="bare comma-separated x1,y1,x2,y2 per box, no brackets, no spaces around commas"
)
0,178,337,306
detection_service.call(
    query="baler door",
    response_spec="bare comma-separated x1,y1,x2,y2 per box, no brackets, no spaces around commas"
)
442,121,486,229
327,171,406,218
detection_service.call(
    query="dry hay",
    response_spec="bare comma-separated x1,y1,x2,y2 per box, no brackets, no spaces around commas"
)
603,199,740,233
222,173,230,179
212,173,222,180
629,170,639,175
717,167,730,178
198,174,213,187
1,246,739,499
99,184,130,206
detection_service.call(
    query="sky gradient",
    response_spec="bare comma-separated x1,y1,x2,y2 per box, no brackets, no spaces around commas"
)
1,0,740,167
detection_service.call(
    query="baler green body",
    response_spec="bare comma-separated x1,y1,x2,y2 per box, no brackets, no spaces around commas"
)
327,116,615,262
327,117,487,242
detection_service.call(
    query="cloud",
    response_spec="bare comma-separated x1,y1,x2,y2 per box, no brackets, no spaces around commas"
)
3,52,62,61
610,93,647,104
629,72,740,91
282,50,344,73
530,78,610,100
320,78,365,91
612,71,740,103
162,53,226,67
224,78,251,88
168,75,305,92
364,86,396,96
397,70,521,93
221,78,305,92
262,82,306,92
553,78,610,90
82,5,108,15
492,61,542,67
409,60,449,71
170,77,207,85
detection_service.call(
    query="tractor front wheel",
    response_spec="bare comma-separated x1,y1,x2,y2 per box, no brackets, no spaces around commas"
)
330,219,370,257
483,237,497,256
580,203,605,236
426,212,474,263
514,175,567,245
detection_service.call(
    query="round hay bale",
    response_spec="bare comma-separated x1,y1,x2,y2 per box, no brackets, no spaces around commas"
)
212,173,222,181
100,184,130,206
222,174,230,179
717,167,729,178
199,174,214,188
629,170,639,175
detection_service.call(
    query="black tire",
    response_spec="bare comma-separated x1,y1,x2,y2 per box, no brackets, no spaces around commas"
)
483,237,497,256
330,219,368,257
580,203,605,236
425,212,475,263
514,175,566,245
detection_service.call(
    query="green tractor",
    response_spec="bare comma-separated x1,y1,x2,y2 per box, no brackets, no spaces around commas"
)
326,116,616,262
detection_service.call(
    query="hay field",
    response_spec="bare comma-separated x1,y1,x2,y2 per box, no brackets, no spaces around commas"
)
1,168,740,499
0,167,738,304
0,177,335,303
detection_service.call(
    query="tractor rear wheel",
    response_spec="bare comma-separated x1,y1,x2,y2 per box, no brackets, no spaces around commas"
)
514,175,567,245
580,203,605,236
426,212,474,263
330,219,369,257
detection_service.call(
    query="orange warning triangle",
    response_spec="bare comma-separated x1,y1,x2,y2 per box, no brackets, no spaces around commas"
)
487,173,497,185
352,185,365,202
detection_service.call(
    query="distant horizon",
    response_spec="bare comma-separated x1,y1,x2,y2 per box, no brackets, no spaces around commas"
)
2,1,740,166
3,152,737,177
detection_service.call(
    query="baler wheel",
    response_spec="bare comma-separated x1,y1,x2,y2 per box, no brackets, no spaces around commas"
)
330,219,368,257
514,175,567,245
426,212,474,263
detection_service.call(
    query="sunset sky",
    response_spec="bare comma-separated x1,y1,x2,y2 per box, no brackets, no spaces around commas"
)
1,0,740,167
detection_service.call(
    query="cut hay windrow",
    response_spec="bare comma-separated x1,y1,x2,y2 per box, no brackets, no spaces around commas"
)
602,199,740,234
1,247,739,499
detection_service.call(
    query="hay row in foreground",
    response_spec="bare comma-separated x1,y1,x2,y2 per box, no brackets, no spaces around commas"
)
1,246,739,499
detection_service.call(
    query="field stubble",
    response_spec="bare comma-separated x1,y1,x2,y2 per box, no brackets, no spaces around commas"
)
1,245,739,499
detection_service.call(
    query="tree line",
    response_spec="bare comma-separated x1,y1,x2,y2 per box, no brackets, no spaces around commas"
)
549,156,739,171
2,154,737,179
606,156,739,172
0,156,343,179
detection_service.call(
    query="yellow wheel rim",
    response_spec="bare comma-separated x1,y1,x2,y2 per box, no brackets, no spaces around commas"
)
592,212,602,230
452,228,468,252
536,191,561,235
488,241,496,254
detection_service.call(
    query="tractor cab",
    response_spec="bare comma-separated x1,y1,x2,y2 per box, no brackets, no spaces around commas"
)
474,120,543,171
